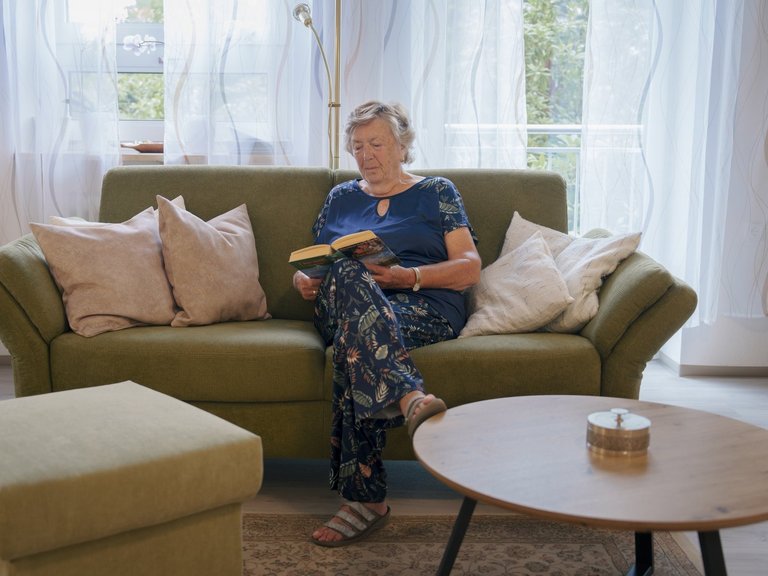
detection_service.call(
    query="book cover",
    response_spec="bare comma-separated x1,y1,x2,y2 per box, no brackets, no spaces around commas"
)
289,230,400,276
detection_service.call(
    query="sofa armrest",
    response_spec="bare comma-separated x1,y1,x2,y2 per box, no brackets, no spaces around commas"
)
579,247,697,399
0,234,69,396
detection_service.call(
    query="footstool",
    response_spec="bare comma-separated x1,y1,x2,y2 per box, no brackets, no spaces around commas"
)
0,381,263,576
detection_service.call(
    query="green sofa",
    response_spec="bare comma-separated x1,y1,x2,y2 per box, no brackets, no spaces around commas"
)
0,166,697,459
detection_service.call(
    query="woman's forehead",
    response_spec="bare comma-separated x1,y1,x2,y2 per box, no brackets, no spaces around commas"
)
351,119,395,141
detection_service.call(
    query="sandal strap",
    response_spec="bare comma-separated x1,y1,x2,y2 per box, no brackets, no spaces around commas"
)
347,501,380,522
335,509,368,532
405,395,424,421
324,502,381,537
323,519,357,538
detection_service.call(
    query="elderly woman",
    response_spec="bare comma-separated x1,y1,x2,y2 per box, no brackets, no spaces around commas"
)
292,101,481,547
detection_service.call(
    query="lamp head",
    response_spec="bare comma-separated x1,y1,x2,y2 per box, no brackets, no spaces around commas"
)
292,3,312,27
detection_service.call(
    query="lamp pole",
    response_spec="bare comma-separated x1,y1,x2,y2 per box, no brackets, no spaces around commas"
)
293,2,341,170
331,0,341,170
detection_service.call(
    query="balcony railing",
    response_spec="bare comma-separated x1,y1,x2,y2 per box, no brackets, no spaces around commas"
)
527,124,581,231
444,123,642,232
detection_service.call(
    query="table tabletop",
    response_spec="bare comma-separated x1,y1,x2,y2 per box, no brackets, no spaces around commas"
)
413,395,768,533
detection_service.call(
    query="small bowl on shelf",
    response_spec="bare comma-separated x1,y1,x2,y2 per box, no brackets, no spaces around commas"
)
120,141,164,154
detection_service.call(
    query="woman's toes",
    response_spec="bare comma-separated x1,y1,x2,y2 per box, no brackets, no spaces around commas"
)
413,393,435,416
313,526,341,542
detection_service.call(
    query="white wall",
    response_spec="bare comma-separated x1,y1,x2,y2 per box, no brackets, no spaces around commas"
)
661,317,768,376
681,318,768,373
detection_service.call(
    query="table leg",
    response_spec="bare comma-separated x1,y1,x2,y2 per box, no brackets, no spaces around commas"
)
436,496,477,576
626,532,654,576
698,531,727,575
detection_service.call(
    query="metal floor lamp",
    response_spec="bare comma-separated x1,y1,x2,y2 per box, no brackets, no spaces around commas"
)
293,2,342,170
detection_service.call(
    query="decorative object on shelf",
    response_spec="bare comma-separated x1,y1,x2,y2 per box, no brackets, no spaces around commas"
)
293,2,341,169
122,34,164,57
586,407,651,456
120,141,164,154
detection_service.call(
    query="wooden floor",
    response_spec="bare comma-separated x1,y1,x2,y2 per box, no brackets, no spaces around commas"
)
2,359,766,575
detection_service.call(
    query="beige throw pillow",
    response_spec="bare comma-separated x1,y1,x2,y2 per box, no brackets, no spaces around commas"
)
500,211,641,333
31,208,176,337
156,196,270,327
501,211,574,258
49,196,186,227
545,232,641,332
459,232,573,337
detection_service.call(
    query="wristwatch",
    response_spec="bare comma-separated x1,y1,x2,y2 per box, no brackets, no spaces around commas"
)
412,267,422,292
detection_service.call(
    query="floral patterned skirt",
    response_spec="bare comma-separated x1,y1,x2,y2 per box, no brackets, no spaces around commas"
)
314,259,455,503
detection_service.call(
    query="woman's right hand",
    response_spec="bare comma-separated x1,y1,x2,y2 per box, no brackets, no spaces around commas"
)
293,271,323,301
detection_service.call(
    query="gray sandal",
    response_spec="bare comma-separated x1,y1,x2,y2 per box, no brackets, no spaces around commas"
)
313,502,391,548
406,394,447,437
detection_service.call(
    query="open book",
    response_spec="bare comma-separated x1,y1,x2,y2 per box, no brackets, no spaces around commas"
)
289,230,401,278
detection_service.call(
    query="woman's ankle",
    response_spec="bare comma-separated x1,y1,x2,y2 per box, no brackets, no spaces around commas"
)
399,391,424,415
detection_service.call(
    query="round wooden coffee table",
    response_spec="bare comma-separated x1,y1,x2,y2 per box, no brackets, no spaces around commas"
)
413,395,768,576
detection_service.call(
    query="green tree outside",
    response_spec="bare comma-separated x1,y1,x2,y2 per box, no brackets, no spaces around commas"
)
118,74,164,121
121,0,163,23
524,0,589,227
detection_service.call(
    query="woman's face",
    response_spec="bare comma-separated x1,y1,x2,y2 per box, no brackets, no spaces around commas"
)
350,118,405,186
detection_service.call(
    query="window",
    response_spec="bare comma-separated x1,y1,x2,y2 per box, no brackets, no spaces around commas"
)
523,0,589,231
116,0,164,143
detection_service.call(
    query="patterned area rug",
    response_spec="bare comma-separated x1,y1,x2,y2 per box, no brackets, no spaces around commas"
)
242,512,703,575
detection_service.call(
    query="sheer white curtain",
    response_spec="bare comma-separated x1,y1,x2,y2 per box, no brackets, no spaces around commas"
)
163,0,318,165
0,0,120,246
580,0,768,325
162,0,527,169
335,0,527,169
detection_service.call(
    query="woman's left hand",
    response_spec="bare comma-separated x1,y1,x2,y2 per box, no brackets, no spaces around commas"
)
366,264,415,290
367,227,481,292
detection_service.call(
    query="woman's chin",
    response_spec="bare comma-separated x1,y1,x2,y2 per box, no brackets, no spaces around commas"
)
361,169,386,183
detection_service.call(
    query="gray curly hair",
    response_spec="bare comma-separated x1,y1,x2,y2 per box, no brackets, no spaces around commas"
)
344,101,416,165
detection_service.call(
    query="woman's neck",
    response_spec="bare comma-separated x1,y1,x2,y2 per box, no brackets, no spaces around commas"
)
362,172,417,198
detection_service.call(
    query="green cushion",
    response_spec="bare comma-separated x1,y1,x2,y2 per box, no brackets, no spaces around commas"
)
50,320,326,403
0,382,262,560
99,166,335,322
321,332,601,405
99,166,568,322
412,333,600,400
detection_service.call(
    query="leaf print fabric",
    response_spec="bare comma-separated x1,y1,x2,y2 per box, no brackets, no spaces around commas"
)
314,259,454,503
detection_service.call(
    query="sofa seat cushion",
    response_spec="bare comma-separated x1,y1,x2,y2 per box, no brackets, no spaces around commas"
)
410,333,602,405
322,333,602,404
50,319,326,403
0,382,262,560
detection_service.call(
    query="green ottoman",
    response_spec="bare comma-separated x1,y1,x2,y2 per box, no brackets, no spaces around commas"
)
0,382,263,576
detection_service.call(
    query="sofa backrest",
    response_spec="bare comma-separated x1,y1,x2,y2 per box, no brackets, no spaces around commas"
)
100,166,566,321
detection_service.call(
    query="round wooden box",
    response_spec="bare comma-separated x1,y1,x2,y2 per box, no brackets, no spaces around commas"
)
586,407,651,457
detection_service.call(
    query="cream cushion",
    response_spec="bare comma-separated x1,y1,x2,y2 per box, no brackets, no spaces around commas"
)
501,211,574,258
547,233,642,332
460,232,573,337
500,212,641,333
30,208,176,337
156,195,270,327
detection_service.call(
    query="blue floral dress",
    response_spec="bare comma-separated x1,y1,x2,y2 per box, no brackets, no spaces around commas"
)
312,177,477,503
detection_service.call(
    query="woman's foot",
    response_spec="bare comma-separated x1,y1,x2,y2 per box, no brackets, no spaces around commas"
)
401,392,447,437
312,501,390,547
